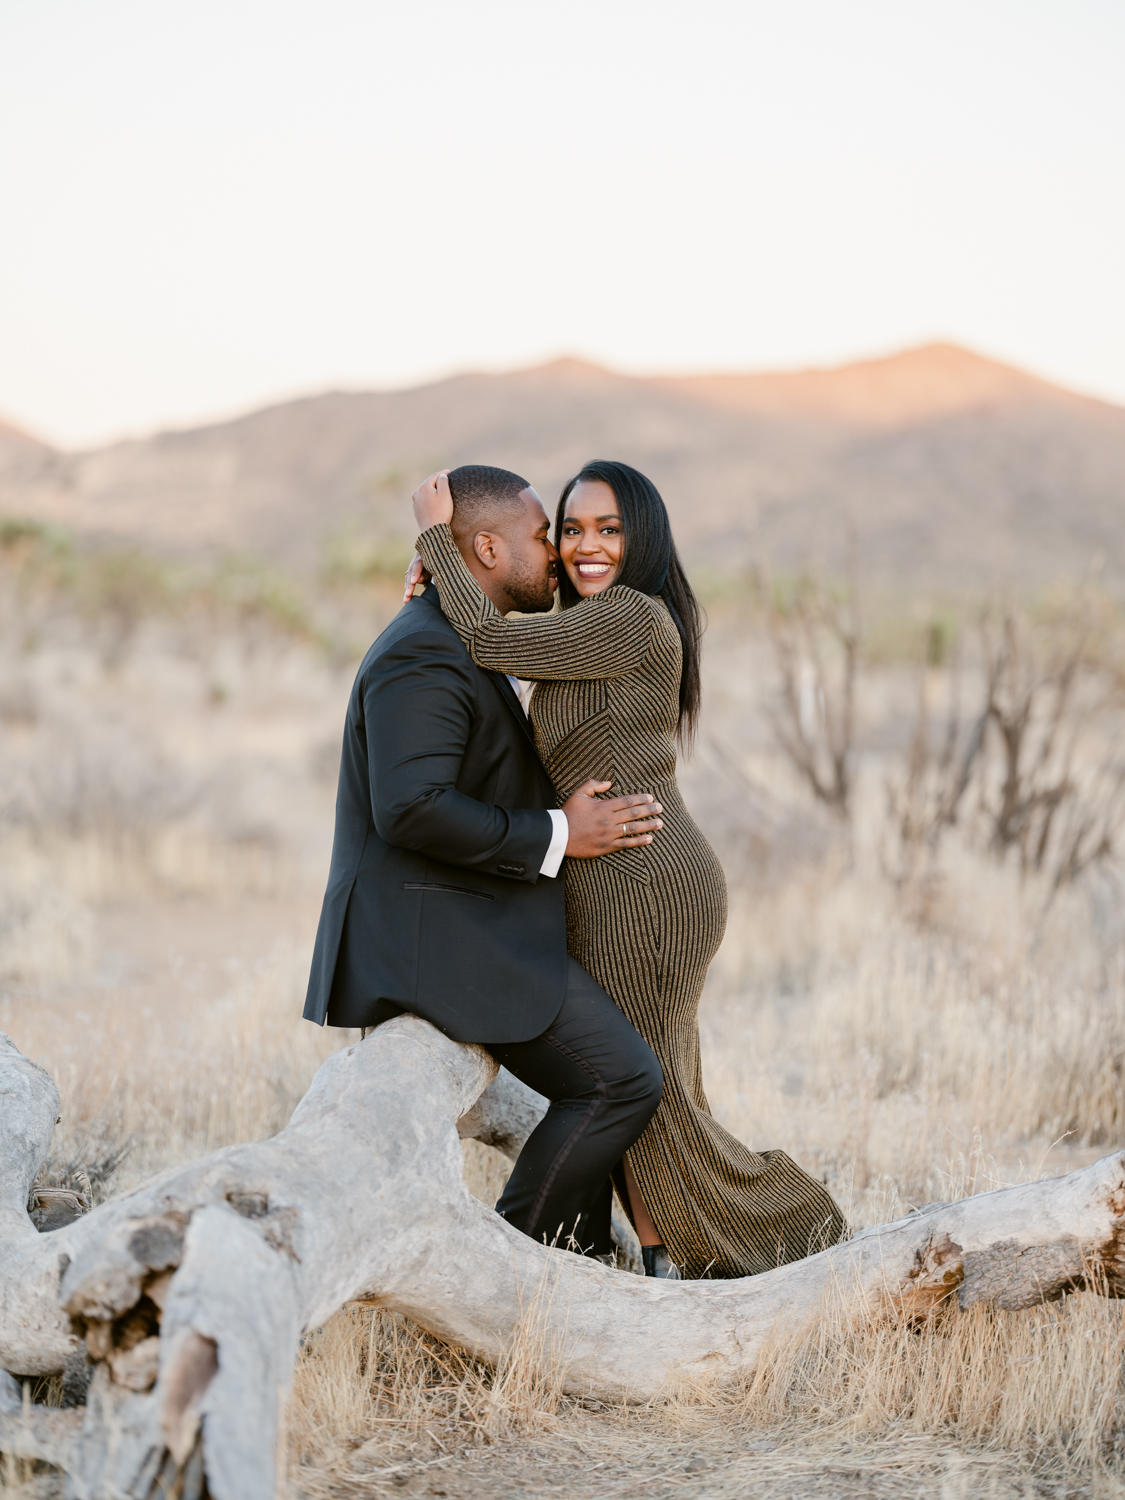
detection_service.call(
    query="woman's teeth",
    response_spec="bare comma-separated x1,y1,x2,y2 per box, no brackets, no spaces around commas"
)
577,563,611,576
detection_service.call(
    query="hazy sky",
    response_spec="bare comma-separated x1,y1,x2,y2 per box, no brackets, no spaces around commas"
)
2,0,1123,446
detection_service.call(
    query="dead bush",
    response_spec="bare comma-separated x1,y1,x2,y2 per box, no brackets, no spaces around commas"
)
763,569,859,822
885,596,1125,902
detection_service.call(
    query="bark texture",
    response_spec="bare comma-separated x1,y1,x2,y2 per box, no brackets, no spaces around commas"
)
2,1022,1124,1499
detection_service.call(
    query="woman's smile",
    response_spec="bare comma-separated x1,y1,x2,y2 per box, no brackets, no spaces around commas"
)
559,479,624,597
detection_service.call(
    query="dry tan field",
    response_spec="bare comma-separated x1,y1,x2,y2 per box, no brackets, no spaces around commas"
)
3,541,1125,1497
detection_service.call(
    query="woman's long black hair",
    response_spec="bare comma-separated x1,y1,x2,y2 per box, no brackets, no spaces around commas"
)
554,460,702,745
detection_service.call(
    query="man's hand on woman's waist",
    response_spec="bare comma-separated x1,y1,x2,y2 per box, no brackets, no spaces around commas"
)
560,780,664,860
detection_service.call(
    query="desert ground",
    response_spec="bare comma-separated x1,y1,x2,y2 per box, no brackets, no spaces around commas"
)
3,514,1125,1497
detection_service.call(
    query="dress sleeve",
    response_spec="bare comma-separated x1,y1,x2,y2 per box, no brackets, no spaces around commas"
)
416,522,659,680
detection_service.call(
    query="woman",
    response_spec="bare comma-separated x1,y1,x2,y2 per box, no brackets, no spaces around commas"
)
412,460,846,1279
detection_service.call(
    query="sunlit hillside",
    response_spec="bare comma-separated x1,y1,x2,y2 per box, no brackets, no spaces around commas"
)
4,343,1125,592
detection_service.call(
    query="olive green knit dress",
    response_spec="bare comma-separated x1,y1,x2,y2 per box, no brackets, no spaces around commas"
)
418,523,847,1278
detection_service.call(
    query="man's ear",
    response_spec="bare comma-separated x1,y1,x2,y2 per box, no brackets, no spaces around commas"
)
472,531,500,570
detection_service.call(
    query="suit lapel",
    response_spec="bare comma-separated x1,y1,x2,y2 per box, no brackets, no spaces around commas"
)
419,584,540,753
489,670,539,752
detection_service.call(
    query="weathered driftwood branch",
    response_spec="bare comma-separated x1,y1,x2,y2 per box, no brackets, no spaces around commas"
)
2,1023,1124,1499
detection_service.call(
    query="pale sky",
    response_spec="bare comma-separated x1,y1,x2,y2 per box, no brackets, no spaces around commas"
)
2,0,1123,447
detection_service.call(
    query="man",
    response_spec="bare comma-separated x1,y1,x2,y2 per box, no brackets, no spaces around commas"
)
304,464,665,1256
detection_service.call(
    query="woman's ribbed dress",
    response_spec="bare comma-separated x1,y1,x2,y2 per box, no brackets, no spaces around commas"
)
418,524,847,1278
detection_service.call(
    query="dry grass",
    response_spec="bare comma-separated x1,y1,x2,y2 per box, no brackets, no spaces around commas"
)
8,859,1124,1497
3,591,1125,1496
703,863,1125,1228
2,937,338,1199
280,1290,1125,1499
742,1291,1125,1473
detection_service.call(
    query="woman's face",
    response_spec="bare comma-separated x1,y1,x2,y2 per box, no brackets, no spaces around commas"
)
559,480,624,598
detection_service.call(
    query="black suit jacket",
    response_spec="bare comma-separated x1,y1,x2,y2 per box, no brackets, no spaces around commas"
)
303,586,568,1042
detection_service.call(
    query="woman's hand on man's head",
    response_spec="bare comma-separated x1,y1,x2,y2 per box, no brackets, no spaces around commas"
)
412,470,454,532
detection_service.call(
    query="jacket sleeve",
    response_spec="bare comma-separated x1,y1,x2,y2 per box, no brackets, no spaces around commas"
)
416,522,658,680
363,627,553,884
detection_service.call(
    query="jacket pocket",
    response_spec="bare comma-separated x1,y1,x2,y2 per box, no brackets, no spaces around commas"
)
403,882,495,901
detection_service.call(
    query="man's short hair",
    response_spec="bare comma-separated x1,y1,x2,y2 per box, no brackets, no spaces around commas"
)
447,465,531,543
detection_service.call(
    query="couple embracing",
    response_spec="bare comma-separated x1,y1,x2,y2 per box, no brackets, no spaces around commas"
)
304,460,846,1280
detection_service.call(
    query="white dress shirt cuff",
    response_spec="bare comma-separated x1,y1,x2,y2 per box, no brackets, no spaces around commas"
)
539,809,569,878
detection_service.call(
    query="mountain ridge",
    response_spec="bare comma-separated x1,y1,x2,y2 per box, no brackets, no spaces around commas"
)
2,343,1123,591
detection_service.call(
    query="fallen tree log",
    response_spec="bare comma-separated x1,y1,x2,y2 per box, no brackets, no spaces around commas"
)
2,1020,1124,1499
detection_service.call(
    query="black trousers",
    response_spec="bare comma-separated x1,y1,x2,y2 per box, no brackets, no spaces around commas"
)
485,958,663,1254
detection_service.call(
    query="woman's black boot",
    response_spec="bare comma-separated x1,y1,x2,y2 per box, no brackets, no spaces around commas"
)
642,1245,683,1279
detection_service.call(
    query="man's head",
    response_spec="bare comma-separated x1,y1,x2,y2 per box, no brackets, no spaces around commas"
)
447,464,557,614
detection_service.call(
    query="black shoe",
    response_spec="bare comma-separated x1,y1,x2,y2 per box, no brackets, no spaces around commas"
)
642,1245,682,1279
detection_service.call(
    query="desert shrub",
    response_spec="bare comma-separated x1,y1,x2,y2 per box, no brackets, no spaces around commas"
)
0,515,320,661
320,525,416,588
883,596,1125,900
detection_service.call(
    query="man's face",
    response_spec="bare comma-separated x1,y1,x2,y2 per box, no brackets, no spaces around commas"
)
495,489,559,613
